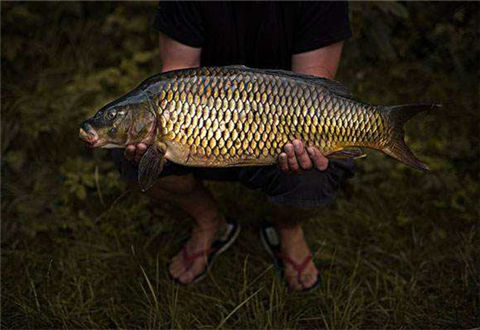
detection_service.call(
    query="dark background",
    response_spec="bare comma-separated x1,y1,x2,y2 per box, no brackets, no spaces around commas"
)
2,2,479,328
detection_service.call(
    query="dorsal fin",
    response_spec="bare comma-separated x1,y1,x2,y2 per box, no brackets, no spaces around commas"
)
222,65,352,99
223,64,249,70
263,69,352,98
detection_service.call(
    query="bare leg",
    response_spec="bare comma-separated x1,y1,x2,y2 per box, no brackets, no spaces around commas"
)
273,205,319,291
135,174,226,284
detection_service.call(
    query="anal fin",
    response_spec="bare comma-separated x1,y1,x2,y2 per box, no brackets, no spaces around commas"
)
328,147,367,159
382,139,429,171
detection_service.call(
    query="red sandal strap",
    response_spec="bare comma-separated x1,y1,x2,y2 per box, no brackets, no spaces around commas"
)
275,252,313,284
181,244,215,266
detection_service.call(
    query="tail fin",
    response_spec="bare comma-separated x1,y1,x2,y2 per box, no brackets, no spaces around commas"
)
382,103,441,171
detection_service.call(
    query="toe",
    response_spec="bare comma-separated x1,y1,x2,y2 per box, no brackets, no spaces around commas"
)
286,274,302,291
284,266,302,291
169,261,186,279
302,270,318,288
169,253,188,277
178,256,207,284
299,263,319,289
169,262,182,275
178,270,194,284
283,260,319,291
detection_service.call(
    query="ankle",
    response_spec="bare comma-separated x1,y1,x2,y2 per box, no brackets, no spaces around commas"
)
195,214,226,232
277,225,311,255
277,224,304,244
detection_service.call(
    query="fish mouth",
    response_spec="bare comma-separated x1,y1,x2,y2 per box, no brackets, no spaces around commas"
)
79,135,98,149
79,125,121,149
79,122,100,148
80,137,109,149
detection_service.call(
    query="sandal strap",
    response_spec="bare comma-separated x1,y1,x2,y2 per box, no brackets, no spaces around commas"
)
181,244,216,266
275,252,312,284
180,222,235,265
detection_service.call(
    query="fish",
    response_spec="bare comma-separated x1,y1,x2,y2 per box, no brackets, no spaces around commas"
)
79,65,439,191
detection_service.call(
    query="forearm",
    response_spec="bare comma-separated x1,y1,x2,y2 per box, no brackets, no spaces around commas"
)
159,32,201,73
291,41,344,79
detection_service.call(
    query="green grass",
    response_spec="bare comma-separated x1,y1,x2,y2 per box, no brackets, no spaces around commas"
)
2,2,479,329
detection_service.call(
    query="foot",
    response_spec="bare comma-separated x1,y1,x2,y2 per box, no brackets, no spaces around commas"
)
168,216,227,284
278,225,319,291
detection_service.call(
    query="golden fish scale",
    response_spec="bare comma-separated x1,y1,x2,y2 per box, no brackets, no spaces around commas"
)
152,67,390,166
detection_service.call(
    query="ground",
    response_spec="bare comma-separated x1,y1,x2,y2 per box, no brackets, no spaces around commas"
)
2,2,479,328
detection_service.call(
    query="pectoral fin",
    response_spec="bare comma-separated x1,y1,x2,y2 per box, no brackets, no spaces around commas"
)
329,147,367,159
138,145,166,192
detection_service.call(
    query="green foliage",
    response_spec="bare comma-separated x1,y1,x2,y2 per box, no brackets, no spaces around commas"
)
2,2,479,329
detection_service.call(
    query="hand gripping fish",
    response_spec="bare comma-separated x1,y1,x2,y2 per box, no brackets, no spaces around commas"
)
79,66,439,191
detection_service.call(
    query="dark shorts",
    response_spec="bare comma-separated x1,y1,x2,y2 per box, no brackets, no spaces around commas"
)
111,149,354,208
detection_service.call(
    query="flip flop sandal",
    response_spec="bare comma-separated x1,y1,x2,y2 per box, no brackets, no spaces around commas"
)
169,218,241,285
260,222,319,292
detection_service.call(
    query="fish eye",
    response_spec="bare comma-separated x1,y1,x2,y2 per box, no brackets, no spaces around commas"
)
106,110,117,120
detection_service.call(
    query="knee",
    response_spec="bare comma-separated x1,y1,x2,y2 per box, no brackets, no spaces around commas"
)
148,174,199,196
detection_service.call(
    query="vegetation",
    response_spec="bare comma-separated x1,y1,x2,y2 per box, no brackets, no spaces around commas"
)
2,2,478,328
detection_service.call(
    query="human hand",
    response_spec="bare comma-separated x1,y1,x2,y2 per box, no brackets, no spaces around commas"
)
124,143,148,162
278,139,328,174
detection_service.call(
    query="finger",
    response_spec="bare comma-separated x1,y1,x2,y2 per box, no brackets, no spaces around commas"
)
134,143,147,162
287,155,300,173
284,143,295,158
278,153,289,173
284,144,299,173
124,145,136,160
293,139,312,170
308,147,329,171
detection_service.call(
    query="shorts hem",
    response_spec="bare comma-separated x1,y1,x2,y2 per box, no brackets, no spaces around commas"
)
267,194,336,208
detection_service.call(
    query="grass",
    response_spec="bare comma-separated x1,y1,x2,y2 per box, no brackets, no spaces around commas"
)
2,2,479,329
3,178,478,328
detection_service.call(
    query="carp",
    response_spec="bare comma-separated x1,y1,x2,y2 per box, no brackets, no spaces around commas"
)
79,65,439,191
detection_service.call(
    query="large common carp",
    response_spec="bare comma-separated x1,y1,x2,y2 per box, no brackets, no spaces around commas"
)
79,66,438,191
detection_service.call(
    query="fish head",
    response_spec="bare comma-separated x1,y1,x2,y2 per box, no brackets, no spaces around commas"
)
79,94,156,149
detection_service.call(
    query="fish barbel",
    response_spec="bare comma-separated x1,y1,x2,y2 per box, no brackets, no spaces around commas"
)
79,65,439,191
